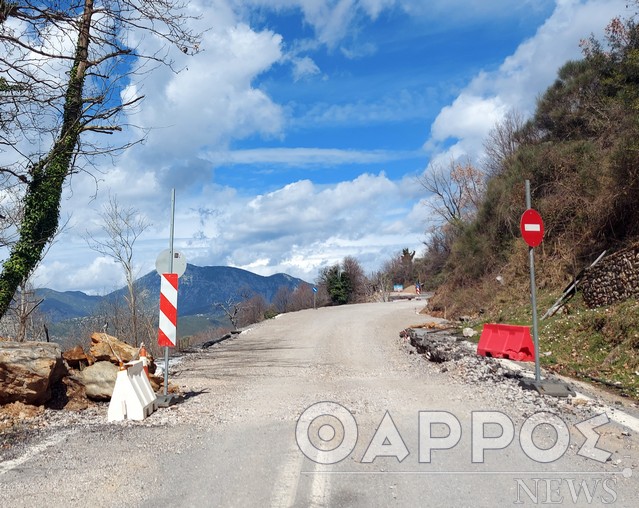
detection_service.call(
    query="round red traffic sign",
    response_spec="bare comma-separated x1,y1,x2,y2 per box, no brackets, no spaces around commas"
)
520,209,544,247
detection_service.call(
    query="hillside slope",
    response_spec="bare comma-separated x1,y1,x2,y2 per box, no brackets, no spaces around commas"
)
424,12,639,399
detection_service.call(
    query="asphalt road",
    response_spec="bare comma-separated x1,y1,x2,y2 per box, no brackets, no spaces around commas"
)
1,300,637,507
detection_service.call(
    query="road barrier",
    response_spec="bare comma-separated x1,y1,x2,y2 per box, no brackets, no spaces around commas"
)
108,360,158,422
477,323,535,362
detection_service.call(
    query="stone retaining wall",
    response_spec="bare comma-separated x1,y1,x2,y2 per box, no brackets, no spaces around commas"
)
581,243,639,307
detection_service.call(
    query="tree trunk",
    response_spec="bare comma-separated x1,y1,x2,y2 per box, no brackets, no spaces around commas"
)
0,0,94,318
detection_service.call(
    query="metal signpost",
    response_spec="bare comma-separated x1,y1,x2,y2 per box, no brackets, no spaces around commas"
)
155,189,188,407
520,180,575,397
521,181,543,384
312,286,318,310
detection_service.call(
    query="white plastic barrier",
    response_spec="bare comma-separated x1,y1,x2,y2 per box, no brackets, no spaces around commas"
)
107,360,158,422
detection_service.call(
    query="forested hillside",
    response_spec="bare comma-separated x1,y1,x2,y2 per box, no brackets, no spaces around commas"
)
424,12,639,398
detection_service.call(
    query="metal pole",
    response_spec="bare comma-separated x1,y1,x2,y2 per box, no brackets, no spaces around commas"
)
163,189,176,397
525,180,542,383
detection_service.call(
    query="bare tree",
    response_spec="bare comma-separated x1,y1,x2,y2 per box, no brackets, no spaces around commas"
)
8,279,44,342
84,194,150,346
0,0,202,318
483,110,527,176
0,184,23,248
419,157,485,232
273,285,293,313
215,296,242,330
215,293,249,331
342,255,367,303
368,269,392,302
289,283,314,311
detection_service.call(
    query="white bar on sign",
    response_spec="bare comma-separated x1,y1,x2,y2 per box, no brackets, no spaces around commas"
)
524,224,541,232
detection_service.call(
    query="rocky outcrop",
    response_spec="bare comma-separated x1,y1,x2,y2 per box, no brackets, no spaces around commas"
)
581,243,639,307
0,342,67,405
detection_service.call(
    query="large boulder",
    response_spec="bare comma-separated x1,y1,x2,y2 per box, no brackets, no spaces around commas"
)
90,332,138,364
89,333,156,373
0,342,67,405
62,345,94,370
73,361,118,401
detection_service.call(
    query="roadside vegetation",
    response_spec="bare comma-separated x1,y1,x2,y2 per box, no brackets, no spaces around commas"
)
420,9,639,400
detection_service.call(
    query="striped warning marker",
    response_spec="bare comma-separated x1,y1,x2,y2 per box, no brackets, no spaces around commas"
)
158,273,178,347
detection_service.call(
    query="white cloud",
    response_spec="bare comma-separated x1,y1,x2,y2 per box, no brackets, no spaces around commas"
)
33,256,124,296
37,169,426,291
292,56,321,81
205,147,418,166
424,0,628,163
123,20,285,164
200,173,424,279
428,94,507,154
240,0,555,49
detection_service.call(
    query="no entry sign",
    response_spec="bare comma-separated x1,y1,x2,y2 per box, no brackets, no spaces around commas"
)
520,209,544,247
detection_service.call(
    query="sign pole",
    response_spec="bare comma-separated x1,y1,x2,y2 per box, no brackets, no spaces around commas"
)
163,189,176,397
519,183,574,397
525,180,542,383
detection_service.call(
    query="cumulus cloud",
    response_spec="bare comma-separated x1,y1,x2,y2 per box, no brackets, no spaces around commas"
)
123,22,285,165
33,256,123,296
173,173,423,282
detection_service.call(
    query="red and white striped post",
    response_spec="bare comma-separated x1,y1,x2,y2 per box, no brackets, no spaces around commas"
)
158,273,178,348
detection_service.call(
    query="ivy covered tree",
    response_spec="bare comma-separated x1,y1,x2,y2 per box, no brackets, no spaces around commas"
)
0,1,202,318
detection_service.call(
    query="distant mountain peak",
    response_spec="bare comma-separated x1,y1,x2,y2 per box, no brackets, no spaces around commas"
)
36,264,309,323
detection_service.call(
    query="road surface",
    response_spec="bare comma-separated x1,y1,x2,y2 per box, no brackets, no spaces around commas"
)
1,300,637,507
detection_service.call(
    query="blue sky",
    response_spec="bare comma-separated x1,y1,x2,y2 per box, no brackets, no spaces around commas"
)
25,0,630,294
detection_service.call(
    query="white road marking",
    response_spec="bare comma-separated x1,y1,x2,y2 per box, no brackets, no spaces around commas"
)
0,430,75,476
270,448,304,508
309,462,332,508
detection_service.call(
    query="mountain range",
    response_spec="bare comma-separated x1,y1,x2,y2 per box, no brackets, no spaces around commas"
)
36,264,309,323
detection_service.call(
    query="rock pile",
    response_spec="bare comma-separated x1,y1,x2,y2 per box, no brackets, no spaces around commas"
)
0,333,159,410
403,328,524,383
401,327,610,423
582,242,639,307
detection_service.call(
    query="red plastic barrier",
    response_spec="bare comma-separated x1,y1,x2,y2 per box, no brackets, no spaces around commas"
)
477,323,535,362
